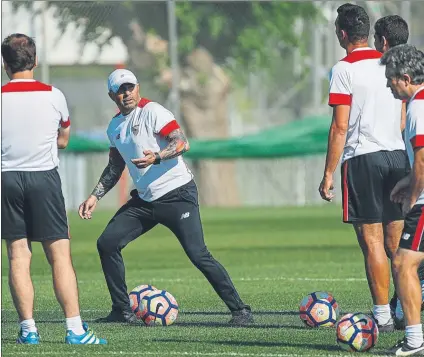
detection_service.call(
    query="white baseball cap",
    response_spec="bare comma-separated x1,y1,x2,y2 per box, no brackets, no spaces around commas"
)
107,69,138,93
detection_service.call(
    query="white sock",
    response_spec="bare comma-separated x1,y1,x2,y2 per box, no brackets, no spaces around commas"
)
20,319,37,337
406,324,424,349
65,316,85,335
372,304,392,325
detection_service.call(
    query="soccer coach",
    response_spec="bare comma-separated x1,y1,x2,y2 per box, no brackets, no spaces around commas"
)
78,69,253,325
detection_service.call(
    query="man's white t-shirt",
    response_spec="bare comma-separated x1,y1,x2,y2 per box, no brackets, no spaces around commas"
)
107,98,193,202
2,79,71,171
404,86,424,205
328,47,405,162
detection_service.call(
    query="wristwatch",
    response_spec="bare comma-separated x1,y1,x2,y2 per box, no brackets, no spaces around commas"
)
153,152,161,165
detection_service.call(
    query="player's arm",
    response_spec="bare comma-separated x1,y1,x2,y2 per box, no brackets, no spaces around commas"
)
91,147,126,201
79,147,126,219
401,101,407,132
159,128,190,160
53,88,72,149
57,126,71,149
319,62,352,201
131,105,190,169
408,148,424,210
323,105,350,178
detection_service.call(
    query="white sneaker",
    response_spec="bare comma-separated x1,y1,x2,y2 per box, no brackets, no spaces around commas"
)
389,339,424,356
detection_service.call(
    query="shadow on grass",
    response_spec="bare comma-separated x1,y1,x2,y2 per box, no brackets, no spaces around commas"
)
151,337,341,351
166,321,305,330
181,310,298,316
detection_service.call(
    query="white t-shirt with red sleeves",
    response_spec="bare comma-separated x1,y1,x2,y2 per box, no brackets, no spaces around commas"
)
405,86,424,205
328,47,405,163
1,79,71,172
107,98,193,202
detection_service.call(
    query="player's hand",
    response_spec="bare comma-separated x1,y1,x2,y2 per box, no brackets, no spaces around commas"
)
401,197,413,216
78,195,98,220
131,150,156,169
390,175,412,203
319,175,334,202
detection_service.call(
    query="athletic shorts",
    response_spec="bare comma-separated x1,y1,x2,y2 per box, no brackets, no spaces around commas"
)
399,204,424,252
341,150,409,224
1,169,69,241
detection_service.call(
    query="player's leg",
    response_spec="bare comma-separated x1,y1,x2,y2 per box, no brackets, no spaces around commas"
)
343,153,393,330
42,240,80,321
354,223,393,329
391,249,424,353
154,180,252,325
384,220,404,314
384,221,404,260
383,149,411,320
96,191,157,323
27,169,105,344
2,171,39,344
389,205,424,354
6,239,39,343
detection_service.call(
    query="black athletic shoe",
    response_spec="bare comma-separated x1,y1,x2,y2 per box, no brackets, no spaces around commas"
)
390,293,398,314
95,310,142,325
370,312,395,333
228,308,254,325
388,339,424,355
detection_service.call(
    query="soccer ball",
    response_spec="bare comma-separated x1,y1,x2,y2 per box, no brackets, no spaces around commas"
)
313,291,340,316
140,289,179,326
336,313,379,352
129,284,158,319
299,291,338,327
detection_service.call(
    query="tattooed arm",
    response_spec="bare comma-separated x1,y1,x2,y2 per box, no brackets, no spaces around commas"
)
91,148,126,200
159,129,190,160
131,129,190,169
78,147,126,219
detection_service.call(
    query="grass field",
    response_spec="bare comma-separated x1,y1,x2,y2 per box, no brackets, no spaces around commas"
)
1,205,408,356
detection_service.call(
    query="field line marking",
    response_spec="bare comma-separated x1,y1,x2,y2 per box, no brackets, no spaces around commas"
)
0,276,368,283
0,351,390,357
1,309,294,314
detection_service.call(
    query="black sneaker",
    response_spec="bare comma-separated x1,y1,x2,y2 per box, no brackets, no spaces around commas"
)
390,293,398,315
228,308,254,325
388,338,424,355
370,312,395,333
95,310,142,325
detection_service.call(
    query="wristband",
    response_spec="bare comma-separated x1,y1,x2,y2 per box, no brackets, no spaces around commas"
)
153,152,161,165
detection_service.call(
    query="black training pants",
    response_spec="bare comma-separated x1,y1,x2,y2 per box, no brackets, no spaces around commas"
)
97,180,248,313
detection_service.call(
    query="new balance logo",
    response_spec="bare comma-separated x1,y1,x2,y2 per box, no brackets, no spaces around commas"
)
180,212,190,220
402,233,410,240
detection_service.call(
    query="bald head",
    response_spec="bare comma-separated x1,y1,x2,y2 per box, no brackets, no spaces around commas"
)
1,33,36,74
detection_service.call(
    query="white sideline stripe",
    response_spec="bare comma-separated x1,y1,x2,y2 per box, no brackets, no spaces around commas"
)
1,309,293,314
0,276,368,283
0,351,390,357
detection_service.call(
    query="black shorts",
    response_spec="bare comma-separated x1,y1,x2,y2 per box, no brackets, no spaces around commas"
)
341,150,409,224
399,204,424,252
1,169,69,241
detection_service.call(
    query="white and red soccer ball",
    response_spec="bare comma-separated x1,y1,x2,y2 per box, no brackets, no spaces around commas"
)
129,284,178,326
336,313,378,352
299,291,339,328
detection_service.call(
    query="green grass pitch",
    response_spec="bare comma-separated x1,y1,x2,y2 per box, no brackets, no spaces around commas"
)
1,205,408,356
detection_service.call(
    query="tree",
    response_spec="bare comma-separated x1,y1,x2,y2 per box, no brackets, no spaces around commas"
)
13,1,319,206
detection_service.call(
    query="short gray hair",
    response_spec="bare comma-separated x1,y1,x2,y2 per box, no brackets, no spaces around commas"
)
380,44,424,84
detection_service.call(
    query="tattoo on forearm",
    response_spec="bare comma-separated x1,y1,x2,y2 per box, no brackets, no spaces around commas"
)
91,148,126,200
160,129,190,160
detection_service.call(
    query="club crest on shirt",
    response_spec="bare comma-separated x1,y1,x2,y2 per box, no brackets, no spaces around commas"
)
116,133,120,140
131,124,140,135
